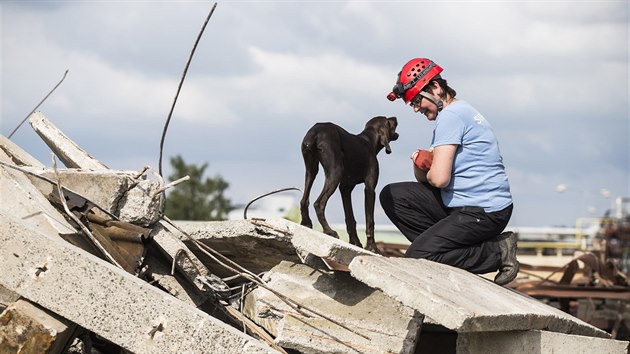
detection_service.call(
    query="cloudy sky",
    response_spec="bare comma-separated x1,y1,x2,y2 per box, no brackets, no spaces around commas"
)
1,1,628,229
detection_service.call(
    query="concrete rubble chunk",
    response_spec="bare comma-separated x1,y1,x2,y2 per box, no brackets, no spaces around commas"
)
0,134,46,168
244,261,423,354
29,111,109,170
26,168,162,226
0,214,278,354
456,329,629,354
348,255,610,338
0,299,76,354
118,177,163,225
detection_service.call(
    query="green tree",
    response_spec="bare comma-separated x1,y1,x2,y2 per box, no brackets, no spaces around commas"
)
164,155,232,221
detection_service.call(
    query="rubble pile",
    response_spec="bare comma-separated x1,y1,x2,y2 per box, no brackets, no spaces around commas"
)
1,112,628,353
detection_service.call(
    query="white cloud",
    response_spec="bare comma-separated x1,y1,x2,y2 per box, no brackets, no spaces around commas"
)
212,46,394,122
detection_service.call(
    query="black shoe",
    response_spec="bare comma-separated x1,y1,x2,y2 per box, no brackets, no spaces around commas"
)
494,231,519,285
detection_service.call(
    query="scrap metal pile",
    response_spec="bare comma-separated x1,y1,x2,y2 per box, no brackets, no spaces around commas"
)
514,247,630,340
1,112,629,354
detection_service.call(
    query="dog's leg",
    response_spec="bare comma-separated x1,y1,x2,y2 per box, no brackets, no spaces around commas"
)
300,160,319,229
300,141,319,229
314,169,342,239
364,177,380,254
340,183,362,248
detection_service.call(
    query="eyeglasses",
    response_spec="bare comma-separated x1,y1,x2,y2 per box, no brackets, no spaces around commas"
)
409,95,423,109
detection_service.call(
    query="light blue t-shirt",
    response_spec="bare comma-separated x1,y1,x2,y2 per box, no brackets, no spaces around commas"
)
430,100,512,212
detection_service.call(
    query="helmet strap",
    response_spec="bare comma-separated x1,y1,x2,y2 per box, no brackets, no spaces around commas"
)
418,91,444,112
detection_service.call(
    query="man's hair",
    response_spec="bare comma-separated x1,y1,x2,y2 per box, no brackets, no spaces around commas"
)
423,76,457,99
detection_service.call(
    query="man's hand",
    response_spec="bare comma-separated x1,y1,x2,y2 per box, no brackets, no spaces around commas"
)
412,149,433,172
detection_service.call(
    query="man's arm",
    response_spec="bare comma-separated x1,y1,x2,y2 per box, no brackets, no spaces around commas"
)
414,165,428,183
427,144,457,188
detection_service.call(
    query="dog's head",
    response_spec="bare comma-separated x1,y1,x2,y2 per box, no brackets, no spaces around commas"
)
366,116,399,154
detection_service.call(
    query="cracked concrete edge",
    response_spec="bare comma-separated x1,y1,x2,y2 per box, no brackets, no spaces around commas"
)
0,149,77,237
262,217,376,266
0,134,46,168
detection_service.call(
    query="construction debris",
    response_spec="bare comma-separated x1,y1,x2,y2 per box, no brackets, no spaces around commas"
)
0,111,629,353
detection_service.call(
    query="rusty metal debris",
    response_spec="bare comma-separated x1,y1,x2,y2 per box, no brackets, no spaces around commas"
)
514,250,630,339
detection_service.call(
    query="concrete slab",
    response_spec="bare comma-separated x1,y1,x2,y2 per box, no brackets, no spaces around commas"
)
456,329,629,354
0,299,76,354
174,219,303,278
348,255,609,338
0,213,278,354
29,111,108,170
244,261,422,354
0,134,45,167
0,149,77,238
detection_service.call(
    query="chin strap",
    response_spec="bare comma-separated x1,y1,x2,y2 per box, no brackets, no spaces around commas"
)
418,91,444,112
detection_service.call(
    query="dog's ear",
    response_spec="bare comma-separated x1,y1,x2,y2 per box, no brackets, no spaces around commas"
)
384,117,399,154
380,133,392,154
388,117,399,142
380,124,393,154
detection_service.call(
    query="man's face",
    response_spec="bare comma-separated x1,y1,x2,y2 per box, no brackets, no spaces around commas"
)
409,93,438,121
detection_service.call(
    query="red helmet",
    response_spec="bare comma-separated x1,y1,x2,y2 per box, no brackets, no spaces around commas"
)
387,58,443,103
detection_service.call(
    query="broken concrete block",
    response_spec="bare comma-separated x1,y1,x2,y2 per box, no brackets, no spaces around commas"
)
456,329,629,354
26,169,162,226
278,218,375,267
0,299,76,354
244,261,423,354
175,219,302,278
0,134,45,168
348,255,609,338
29,111,108,170
0,149,76,238
0,213,279,354
118,178,163,225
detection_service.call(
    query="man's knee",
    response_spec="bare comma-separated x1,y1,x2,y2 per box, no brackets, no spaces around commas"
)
405,244,434,260
379,184,394,211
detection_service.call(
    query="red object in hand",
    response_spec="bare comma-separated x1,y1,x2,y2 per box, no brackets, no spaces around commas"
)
414,149,433,172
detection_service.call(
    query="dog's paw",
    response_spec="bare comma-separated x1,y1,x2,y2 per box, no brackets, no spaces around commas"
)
300,220,313,229
349,239,363,249
324,229,340,239
365,241,381,254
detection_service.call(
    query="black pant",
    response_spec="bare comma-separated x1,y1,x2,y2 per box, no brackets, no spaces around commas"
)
379,181,513,274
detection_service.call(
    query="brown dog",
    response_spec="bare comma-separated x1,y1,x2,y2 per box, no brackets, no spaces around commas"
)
299,116,399,252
